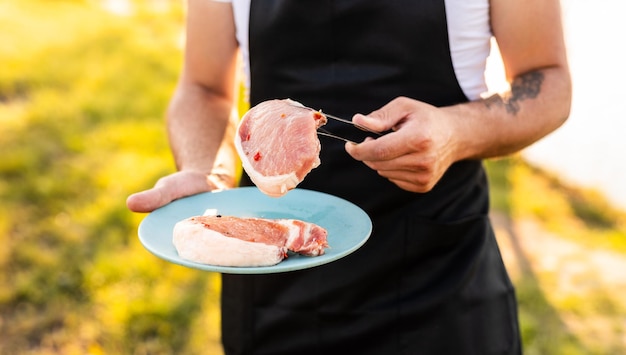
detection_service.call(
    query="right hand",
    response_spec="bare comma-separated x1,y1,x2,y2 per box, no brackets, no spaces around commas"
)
126,170,234,213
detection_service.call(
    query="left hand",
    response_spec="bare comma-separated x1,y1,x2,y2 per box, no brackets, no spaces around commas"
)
345,97,461,193
126,170,234,213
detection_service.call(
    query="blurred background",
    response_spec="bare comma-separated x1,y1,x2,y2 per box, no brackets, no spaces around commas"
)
0,0,624,354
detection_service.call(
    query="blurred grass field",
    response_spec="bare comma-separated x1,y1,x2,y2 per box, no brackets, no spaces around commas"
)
1,1,625,354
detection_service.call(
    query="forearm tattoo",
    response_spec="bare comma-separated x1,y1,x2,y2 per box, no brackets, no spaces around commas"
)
484,71,545,115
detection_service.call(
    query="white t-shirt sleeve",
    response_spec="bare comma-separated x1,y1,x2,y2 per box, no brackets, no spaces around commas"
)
444,0,493,100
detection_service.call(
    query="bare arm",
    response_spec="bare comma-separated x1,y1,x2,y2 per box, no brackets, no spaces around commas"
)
127,0,239,212
451,0,571,159
346,0,572,193
168,0,239,174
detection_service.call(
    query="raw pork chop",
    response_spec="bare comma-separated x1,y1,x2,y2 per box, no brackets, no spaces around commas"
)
173,215,329,267
235,99,327,197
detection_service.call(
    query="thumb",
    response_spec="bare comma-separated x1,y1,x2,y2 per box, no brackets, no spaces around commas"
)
352,97,414,132
351,113,391,133
126,171,217,213
126,187,172,213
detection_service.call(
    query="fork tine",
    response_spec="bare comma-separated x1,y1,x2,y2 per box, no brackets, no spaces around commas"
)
320,112,381,136
317,128,356,144
286,100,381,136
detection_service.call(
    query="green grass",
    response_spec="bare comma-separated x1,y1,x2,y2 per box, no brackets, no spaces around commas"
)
0,1,222,354
1,1,625,354
485,158,626,254
486,158,626,354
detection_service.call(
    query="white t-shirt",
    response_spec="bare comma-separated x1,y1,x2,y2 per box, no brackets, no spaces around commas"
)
215,0,492,100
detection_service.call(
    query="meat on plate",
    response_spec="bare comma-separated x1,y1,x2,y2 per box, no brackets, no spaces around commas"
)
173,215,329,267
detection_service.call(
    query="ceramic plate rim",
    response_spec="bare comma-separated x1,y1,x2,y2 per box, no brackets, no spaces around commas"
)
137,187,372,274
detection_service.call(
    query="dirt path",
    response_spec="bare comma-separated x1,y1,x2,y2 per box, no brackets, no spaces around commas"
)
490,212,626,353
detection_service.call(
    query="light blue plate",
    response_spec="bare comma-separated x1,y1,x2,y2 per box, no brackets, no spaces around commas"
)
138,187,372,274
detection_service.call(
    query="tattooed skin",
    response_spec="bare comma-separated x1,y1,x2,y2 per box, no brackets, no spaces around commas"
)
484,71,545,115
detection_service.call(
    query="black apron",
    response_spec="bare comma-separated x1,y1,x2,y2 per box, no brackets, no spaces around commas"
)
223,1,521,354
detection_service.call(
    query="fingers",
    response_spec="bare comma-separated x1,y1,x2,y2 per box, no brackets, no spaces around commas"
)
345,129,423,162
348,97,434,161
377,168,439,193
358,152,439,192
344,97,451,193
126,171,222,213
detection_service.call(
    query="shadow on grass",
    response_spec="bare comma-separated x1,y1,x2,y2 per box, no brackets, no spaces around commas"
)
497,214,588,354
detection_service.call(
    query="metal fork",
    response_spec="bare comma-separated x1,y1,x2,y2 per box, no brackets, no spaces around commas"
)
316,127,357,144
286,100,382,144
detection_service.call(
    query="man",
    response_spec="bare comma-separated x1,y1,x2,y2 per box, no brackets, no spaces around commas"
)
128,0,571,353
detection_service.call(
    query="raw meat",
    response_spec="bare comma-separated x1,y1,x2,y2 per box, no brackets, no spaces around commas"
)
235,99,327,197
173,215,329,267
